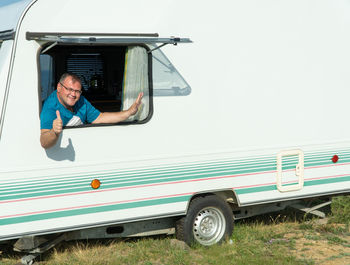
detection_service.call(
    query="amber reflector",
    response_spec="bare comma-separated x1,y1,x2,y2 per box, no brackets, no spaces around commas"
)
332,155,339,163
91,179,101,189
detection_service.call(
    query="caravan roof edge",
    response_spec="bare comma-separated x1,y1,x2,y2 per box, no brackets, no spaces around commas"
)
0,0,36,33
0,0,38,140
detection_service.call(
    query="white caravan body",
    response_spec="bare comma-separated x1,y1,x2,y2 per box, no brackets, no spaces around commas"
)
0,0,350,242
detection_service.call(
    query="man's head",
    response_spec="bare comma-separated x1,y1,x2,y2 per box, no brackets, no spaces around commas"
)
57,73,82,110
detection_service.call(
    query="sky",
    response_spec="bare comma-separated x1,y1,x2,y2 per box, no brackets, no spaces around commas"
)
0,0,28,7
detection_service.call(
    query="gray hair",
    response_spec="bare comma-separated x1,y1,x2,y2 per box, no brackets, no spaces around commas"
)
59,72,82,84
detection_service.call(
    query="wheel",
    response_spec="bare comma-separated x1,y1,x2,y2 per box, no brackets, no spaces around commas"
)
176,194,234,246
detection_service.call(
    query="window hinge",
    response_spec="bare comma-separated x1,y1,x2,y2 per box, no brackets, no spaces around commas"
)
148,43,169,53
41,42,58,54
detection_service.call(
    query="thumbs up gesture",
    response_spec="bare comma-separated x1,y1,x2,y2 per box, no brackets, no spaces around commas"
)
52,110,63,135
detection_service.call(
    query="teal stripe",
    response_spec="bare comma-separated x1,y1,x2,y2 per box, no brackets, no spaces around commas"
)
0,165,280,200
1,155,284,190
0,163,280,197
2,175,349,226
2,155,279,186
1,159,281,192
0,195,191,226
3,152,348,192
1,149,350,201
304,176,350,186
2,149,349,188
1,160,350,201
236,185,276,194
235,175,350,195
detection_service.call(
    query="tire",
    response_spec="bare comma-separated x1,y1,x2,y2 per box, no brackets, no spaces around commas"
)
176,194,234,246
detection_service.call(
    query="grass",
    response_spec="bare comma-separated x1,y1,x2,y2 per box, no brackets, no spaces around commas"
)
330,196,350,224
0,196,349,265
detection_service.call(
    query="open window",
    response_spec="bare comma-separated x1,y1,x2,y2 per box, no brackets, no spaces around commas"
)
34,32,192,126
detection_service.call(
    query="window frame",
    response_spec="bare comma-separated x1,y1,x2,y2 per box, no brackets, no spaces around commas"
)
36,32,191,130
38,42,154,129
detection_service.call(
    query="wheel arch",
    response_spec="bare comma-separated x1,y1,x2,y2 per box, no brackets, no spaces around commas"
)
184,189,238,215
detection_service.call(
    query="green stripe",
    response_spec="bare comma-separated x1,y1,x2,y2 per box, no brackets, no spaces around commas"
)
3,175,349,226
1,160,349,201
3,152,349,191
0,195,191,226
0,164,280,200
235,185,276,194
235,175,350,195
2,149,349,188
1,149,350,200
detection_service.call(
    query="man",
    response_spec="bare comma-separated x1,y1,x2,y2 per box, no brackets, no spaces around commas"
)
40,73,143,149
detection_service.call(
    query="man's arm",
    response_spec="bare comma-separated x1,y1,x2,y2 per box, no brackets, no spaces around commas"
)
92,92,143,124
40,110,63,149
40,129,60,149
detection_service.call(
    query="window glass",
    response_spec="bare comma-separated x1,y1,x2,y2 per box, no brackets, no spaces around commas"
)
151,46,191,96
40,54,54,101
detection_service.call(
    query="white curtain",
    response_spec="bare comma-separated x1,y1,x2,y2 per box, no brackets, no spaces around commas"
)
122,46,149,121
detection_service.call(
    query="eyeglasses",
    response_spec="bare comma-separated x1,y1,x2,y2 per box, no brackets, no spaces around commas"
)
60,82,82,95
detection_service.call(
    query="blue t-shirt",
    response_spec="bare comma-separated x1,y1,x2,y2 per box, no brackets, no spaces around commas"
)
40,91,101,129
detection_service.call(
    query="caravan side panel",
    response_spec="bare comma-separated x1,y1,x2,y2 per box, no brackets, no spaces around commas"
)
0,0,350,240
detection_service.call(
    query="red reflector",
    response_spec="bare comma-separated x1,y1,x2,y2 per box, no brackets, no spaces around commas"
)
332,155,339,163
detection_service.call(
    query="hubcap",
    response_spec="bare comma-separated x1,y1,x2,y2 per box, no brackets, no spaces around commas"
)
192,207,226,245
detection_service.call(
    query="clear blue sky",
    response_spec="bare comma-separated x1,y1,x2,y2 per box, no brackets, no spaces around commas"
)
0,0,26,7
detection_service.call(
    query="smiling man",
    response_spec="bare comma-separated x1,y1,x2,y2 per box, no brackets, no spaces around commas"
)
40,73,143,149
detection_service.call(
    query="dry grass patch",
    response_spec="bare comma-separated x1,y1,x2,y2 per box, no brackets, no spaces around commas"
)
283,223,350,265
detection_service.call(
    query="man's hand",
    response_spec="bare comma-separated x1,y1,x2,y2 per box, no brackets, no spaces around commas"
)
92,92,144,124
52,110,63,135
128,92,143,116
40,110,62,149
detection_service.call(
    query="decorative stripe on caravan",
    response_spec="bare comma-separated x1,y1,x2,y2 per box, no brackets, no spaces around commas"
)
0,149,350,202
0,194,192,225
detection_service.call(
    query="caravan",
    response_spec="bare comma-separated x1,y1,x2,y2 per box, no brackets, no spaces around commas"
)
0,0,350,259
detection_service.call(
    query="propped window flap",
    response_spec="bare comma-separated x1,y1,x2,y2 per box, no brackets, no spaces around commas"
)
151,45,191,97
26,32,192,45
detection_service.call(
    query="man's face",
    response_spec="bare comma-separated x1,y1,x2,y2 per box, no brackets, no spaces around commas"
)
57,76,82,110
